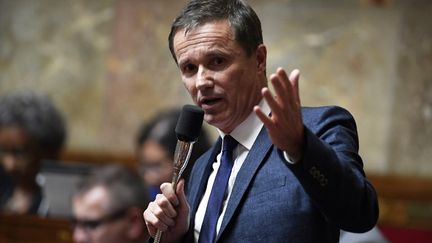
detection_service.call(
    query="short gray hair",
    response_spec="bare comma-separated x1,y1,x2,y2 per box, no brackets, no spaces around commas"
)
75,164,149,213
168,0,263,63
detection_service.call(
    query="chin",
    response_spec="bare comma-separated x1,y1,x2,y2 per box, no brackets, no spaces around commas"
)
204,113,223,129
204,114,216,126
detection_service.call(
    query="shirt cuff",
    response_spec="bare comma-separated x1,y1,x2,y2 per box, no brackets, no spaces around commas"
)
283,150,299,164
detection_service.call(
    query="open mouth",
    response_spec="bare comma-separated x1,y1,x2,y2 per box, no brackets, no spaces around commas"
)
202,98,222,106
200,97,224,110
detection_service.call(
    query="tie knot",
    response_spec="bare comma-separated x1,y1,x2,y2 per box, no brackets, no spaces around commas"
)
223,135,238,153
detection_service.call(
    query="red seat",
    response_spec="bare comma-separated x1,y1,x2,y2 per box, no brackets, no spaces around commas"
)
380,225,432,243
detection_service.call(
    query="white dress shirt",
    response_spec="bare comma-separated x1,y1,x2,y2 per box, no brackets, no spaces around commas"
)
194,100,270,242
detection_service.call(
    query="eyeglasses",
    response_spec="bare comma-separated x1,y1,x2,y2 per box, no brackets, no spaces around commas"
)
139,159,172,173
71,209,128,231
0,147,30,160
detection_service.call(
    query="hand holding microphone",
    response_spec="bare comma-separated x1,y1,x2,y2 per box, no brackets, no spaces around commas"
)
149,105,204,243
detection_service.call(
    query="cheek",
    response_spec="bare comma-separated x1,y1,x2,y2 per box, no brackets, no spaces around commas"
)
143,172,157,182
183,79,198,99
182,78,195,92
218,70,245,98
92,228,114,242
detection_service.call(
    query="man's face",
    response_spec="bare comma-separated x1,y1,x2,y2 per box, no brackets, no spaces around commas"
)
72,186,130,243
173,20,266,133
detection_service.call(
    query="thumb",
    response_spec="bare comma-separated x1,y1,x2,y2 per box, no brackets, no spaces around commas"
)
176,179,190,214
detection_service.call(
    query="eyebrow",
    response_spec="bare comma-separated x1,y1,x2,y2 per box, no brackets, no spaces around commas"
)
178,48,232,68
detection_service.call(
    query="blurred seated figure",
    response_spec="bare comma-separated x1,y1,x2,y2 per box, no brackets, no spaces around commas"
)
135,108,211,199
71,164,150,243
0,91,66,216
0,165,13,208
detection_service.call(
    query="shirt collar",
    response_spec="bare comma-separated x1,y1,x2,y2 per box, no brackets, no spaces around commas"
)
217,99,270,150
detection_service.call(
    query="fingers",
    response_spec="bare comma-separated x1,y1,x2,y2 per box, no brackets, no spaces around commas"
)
271,68,301,106
261,87,281,115
256,68,303,152
289,69,300,84
288,69,301,104
254,105,273,129
259,68,301,118
143,182,179,234
144,199,176,232
143,207,165,236
270,68,290,106
160,183,179,207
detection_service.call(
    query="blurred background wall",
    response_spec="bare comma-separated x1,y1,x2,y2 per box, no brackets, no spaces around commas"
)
0,0,431,177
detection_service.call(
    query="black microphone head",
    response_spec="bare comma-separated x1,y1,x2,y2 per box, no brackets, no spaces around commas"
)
175,105,204,142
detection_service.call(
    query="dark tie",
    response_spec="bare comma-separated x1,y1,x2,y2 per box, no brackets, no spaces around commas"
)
199,135,238,243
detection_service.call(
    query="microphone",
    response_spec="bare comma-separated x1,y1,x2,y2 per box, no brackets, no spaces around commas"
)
154,104,204,243
171,104,204,183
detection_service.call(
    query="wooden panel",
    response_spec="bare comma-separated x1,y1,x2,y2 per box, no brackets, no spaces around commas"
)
369,174,432,230
369,174,432,201
0,214,73,243
60,150,136,168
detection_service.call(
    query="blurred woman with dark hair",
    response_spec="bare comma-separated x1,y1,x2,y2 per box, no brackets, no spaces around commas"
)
0,91,66,216
135,108,211,200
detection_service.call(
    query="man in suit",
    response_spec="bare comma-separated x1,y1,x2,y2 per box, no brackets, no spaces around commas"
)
143,0,379,242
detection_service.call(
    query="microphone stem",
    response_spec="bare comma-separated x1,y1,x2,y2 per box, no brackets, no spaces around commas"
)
154,140,194,243
172,140,193,188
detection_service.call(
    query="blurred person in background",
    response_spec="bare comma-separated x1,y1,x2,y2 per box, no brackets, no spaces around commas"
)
135,108,212,200
0,91,66,216
71,164,150,243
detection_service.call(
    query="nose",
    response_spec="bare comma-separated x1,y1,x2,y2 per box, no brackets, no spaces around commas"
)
196,65,214,90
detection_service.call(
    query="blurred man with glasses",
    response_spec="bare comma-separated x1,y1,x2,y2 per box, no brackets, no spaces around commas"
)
72,164,150,243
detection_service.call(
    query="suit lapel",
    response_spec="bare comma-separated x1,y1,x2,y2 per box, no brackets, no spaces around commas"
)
217,127,273,239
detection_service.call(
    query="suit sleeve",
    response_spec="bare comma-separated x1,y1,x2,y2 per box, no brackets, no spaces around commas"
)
282,106,379,233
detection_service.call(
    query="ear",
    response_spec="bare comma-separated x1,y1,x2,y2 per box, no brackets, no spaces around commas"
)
255,44,267,74
125,208,148,240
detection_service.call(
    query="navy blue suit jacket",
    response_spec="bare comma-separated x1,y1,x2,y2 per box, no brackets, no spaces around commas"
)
183,106,379,243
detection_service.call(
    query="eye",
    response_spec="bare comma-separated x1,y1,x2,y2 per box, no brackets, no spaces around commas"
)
181,63,197,76
211,57,225,66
